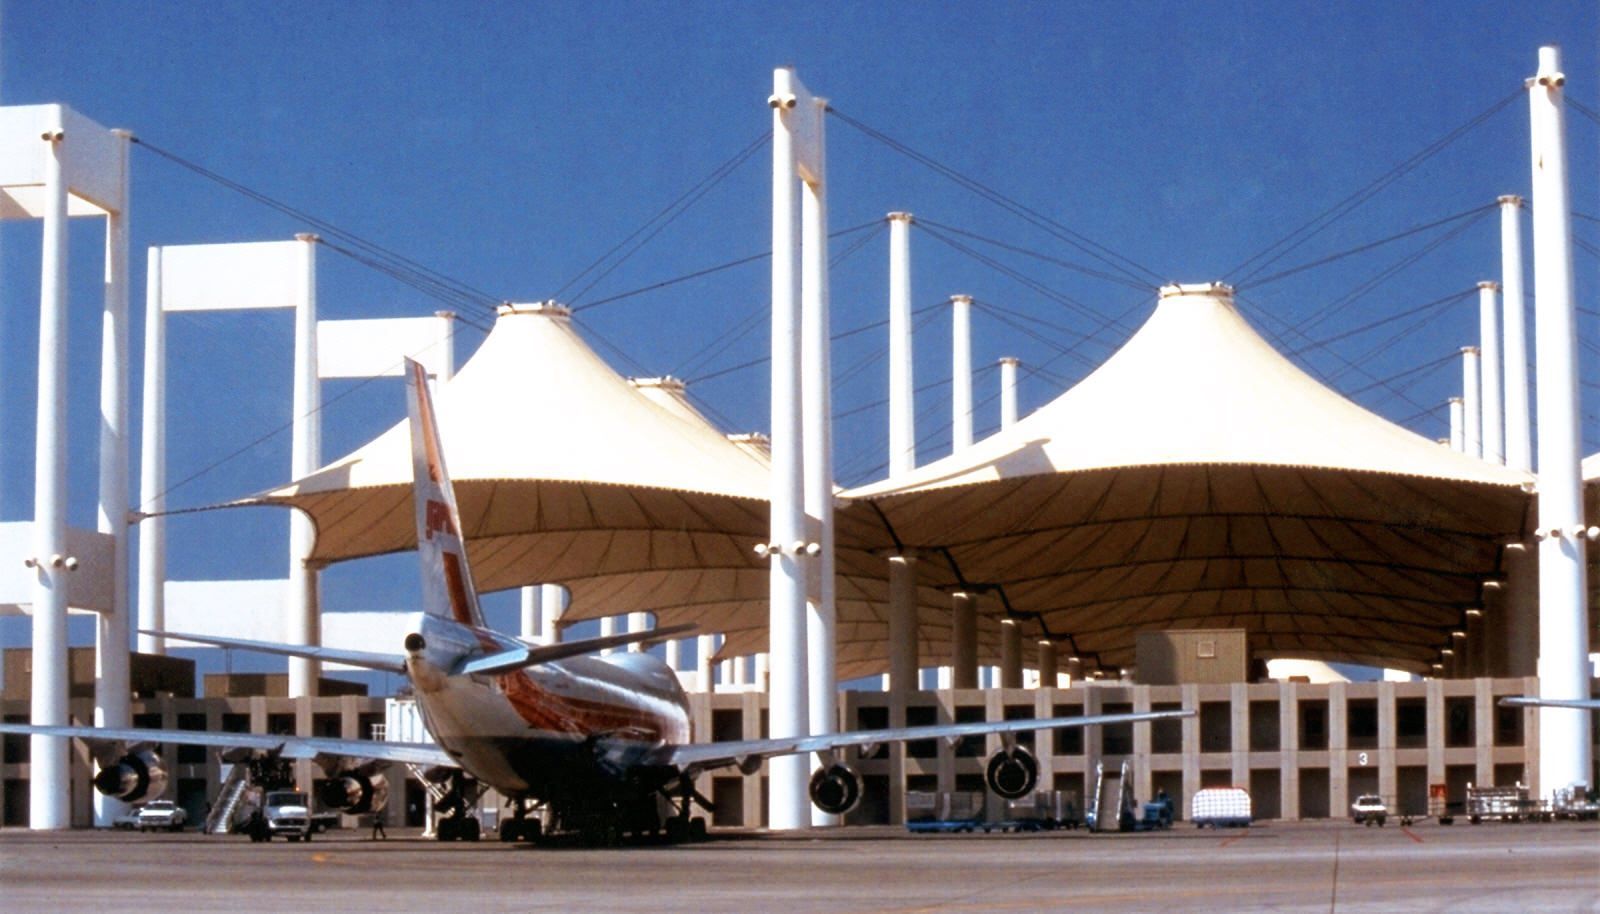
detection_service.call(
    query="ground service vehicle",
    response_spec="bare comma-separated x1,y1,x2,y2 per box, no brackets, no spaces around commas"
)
1351,794,1388,826
249,791,312,842
136,800,187,832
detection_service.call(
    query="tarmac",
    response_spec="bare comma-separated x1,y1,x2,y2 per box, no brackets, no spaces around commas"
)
1,819,1595,913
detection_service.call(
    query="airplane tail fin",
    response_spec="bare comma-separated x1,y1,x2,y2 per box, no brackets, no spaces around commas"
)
406,358,486,628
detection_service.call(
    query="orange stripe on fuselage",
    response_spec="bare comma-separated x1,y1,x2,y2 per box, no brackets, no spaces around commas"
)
501,670,688,744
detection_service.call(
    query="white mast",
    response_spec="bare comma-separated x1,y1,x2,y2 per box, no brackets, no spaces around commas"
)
1527,45,1591,796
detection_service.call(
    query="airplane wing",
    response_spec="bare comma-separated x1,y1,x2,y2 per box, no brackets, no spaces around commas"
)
658,708,1193,775
143,628,408,674
465,623,699,676
0,722,457,769
1498,696,1600,710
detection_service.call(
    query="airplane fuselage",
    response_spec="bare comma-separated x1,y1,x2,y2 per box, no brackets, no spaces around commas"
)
404,612,691,800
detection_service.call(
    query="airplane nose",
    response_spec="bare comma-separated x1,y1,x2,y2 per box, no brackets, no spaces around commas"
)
405,633,426,653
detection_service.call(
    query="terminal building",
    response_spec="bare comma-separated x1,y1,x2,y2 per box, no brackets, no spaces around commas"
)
0,54,1595,832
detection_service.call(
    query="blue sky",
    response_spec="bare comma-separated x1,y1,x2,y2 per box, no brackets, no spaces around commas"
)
1,2,1596,678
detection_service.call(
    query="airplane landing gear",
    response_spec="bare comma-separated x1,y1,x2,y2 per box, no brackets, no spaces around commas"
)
665,778,711,843
434,770,484,842
500,798,542,843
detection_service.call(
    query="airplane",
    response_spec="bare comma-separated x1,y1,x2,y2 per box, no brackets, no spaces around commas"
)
1,358,1193,844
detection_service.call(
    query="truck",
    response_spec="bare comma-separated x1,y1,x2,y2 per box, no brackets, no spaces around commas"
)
136,800,188,833
1350,794,1388,827
247,790,315,842
1136,791,1174,830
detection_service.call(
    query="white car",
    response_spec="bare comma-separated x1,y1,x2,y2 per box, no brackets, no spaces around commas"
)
136,800,188,832
1351,794,1388,826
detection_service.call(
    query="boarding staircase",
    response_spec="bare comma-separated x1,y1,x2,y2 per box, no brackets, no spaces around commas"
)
205,763,252,834
1087,759,1136,832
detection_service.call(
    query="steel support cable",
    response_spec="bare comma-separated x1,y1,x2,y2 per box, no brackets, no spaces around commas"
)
1230,292,1429,414
1325,291,1482,389
565,132,771,305
131,137,502,315
673,309,766,380
571,219,880,313
1567,96,1600,129
670,220,892,376
825,105,1163,287
1343,350,1458,398
1573,235,1600,263
685,300,941,385
976,305,1100,372
1242,203,1499,290
1394,400,1448,429
911,217,1152,291
917,223,1137,341
580,323,650,377
1288,287,1477,359
1227,87,1523,284
316,237,491,316
972,298,1122,367
315,237,494,317
1294,208,1495,338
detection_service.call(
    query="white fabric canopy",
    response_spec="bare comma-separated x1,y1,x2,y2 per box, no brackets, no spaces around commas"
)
243,303,967,680
840,284,1536,672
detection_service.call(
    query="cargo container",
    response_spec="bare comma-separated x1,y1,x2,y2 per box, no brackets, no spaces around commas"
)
1191,787,1251,828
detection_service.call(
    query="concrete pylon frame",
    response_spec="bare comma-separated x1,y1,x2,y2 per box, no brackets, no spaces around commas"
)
0,104,132,830
139,238,323,696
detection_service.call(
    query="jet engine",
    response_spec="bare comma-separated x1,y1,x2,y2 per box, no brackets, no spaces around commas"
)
318,766,391,816
984,746,1038,799
92,748,168,803
808,762,862,815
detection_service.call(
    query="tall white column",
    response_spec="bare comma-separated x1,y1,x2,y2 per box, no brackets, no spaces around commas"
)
951,591,977,689
664,637,681,671
138,247,166,655
1528,44,1591,795
519,586,541,641
999,357,1019,430
1448,397,1464,452
887,212,915,476
1460,346,1481,458
627,611,649,651
599,615,616,654
540,583,563,643
434,310,456,381
1499,196,1532,472
30,126,71,830
799,93,838,827
767,67,811,831
94,129,133,828
1037,641,1058,689
287,234,321,698
999,619,1022,689
696,634,717,692
887,555,919,699
951,294,974,451
1477,282,1504,464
